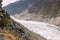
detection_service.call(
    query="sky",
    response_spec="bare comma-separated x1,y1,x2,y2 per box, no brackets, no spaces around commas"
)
2,0,19,7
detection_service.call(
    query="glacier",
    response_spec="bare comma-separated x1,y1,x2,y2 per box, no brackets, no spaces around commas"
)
10,16,60,40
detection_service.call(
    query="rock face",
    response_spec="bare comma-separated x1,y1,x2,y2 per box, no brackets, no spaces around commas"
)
0,0,46,40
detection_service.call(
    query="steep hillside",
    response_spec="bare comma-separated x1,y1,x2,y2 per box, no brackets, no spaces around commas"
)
3,0,60,26
3,0,37,15
0,10,46,40
0,0,46,40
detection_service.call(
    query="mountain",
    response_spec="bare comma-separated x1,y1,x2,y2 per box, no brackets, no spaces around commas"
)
1,0,60,40
3,0,37,15
0,1,46,40
3,0,60,26
0,11,47,40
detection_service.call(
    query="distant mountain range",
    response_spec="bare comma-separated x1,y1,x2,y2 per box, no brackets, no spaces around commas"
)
3,0,60,16
3,0,38,15
3,0,60,26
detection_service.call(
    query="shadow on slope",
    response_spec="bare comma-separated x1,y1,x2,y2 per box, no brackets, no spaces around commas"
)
3,0,37,15
3,0,60,26
3,0,60,17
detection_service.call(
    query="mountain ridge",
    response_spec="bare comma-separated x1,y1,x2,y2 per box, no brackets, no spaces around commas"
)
3,0,60,26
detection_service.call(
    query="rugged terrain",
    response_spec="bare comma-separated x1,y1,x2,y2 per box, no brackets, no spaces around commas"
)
0,0,46,40
3,0,60,26
1,0,60,40
0,12,46,40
